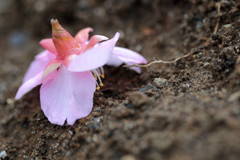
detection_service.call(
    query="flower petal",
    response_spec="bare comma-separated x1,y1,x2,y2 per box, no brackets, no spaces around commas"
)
42,59,62,79
23,50,55,82
68,32,120,72
74,27,93,44
85,35,109,50
39,38,57,55
106,47,147,73
106,55,142,73
106,54,123,67
40,66,96,125
15,72,43,100
126,62,141,73
113,47,147,64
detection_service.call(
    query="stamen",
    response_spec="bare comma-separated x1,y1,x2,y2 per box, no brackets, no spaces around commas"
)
93,74,100,90
100,67,105,78
92,68,105,90
96,68,101,75
93,70,103,84
95,67,105,78
96,83,100,90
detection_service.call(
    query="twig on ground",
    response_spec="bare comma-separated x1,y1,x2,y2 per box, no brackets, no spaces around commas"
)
124,52,192,68
213,1,222,34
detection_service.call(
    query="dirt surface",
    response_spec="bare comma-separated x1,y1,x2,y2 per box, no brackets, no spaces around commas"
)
1,0,240,159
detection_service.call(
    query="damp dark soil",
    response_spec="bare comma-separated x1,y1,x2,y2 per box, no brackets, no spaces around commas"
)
1,0,240,160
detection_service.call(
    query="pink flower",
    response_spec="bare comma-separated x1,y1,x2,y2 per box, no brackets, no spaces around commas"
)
15,19,147,125
106,47,147,73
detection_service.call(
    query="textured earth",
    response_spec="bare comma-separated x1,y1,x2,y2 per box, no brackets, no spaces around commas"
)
1,0,240,160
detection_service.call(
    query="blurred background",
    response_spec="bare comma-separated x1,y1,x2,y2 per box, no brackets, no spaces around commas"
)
0,0,161,41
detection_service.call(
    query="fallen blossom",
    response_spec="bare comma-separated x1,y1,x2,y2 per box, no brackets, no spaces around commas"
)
106,47,147,73
15,19,147,125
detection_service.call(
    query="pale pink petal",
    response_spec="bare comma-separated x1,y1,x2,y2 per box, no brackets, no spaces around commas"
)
42,60,62,79
23,50,56,82
106,54,123,67
74,27,93,44
35,50,56,60
113,47,147,64
39,39,57,55
85,35,109,50
15,72,43,100
40,66,96,125
41,70,58,84
107,47,147,73
129,67,141,73
126,62,141,73
106,55,142,73
68,32,120,72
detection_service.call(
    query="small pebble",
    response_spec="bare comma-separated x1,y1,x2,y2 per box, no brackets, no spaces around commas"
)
135,44,142,51
0,150,7,159
222,24,232,29
6,98,15,107
153,78,168,88
182,83,190,89
203,62,210,68
94,117,101,123
69,130,74,135
139,84,155,92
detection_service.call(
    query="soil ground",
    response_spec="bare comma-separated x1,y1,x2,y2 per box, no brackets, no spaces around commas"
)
1,0,240,160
